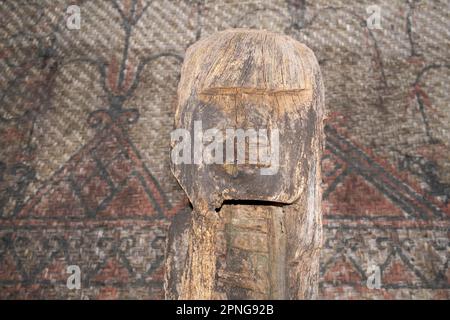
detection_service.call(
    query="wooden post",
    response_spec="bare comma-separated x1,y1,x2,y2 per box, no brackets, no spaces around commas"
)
167,29,325,299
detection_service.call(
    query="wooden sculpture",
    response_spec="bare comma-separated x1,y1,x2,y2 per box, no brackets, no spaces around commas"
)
166,29,325,299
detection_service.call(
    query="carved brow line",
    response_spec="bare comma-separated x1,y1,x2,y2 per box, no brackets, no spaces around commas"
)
199,87,310,96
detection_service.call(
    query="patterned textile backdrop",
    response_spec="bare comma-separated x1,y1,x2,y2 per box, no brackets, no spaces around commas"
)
0,0,449,299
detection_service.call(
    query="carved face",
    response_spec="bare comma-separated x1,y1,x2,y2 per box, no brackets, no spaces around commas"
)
171,29,324,210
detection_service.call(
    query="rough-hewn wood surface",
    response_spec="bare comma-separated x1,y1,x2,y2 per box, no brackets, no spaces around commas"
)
166,29,325,299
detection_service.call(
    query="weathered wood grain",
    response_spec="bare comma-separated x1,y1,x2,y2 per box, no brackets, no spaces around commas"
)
166,29,325,299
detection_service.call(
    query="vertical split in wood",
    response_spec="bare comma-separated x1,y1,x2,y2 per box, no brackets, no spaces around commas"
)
268,206,287,299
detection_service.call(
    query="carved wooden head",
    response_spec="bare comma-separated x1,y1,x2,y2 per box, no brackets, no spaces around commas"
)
171,29,324,210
